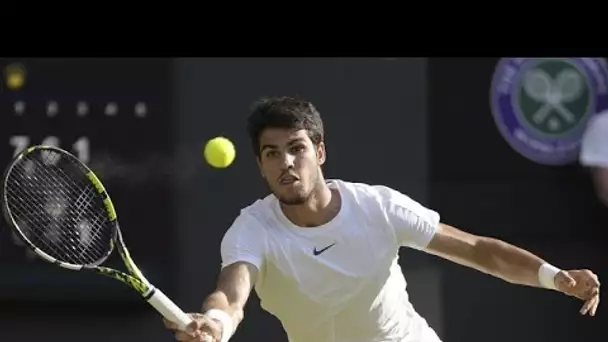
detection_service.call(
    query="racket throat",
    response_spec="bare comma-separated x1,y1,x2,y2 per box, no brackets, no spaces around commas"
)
142,286,157,300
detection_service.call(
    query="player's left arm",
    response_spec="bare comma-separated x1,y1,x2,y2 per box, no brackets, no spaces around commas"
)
425,224,600,316
379,186,600,316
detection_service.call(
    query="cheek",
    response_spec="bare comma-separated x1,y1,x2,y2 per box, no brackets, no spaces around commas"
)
263,165,280,178
260,161,278,178
295,154,317,172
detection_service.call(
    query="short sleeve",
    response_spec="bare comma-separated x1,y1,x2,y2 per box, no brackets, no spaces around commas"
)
580,112,608,167
374,186,440,250
220,213,266,270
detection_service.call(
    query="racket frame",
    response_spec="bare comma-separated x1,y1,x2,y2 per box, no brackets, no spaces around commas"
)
1,145,192,330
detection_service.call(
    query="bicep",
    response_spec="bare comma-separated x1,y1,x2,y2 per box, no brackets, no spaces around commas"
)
424,223,484,269
216,214,265,308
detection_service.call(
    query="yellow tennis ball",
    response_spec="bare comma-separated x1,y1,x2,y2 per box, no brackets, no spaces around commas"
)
6,73,24,90
204,137,235,168
4,63,26,90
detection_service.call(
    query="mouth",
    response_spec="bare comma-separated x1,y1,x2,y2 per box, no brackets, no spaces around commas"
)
279,175,299,185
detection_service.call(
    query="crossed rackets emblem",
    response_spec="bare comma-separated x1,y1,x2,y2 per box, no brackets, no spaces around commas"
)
522,67,585,130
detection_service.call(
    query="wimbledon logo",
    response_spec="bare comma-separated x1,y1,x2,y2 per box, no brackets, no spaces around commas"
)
490,58,608,165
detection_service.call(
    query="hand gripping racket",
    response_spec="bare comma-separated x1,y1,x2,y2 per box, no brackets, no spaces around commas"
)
1,145,193,330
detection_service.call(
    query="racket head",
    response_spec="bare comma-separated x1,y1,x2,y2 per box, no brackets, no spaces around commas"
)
1,145,118,270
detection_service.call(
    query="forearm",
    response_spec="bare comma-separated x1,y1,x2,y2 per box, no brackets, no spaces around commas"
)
474,237,554,287
199,262,257,340
202,290,245,328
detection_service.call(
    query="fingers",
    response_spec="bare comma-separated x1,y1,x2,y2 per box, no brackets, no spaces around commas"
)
590,294,600,316
165,314,201,341
174,329,217,342
164,318,178,331
164,318,198,333
568,269,600,316
185,318,202,334
174,330,198,341
200,332,215,342
165,313,221,342
580,292,600,316
165,313,206,331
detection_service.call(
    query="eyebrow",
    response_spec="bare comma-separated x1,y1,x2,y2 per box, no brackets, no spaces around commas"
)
260,138,306,153
260,144,278,152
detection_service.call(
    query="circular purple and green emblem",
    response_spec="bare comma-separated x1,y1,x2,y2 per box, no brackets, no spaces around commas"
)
490,58,608,165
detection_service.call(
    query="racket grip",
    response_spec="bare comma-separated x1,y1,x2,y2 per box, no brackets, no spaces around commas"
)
146,288,193,331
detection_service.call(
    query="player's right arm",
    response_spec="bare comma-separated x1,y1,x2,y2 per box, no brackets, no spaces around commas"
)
200,261,258,336
167,213,265,342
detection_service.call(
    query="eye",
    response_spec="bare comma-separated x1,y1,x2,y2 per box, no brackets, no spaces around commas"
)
290,145,306,154
265,150,279,159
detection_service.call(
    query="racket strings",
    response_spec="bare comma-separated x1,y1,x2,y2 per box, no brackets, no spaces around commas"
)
5,150,114,266
7,156,110,263
21,155,111,259
5,185,108,260
6,161,107,254
6,161,109,262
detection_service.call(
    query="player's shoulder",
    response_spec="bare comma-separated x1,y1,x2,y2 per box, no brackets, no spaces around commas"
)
228,193,278,231
331,179,414,207
241,193,277,216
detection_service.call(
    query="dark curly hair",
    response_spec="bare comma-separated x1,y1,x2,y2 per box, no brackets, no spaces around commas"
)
247,96,324,158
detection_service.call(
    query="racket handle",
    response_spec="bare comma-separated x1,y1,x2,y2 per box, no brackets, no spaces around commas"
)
146,288,193,331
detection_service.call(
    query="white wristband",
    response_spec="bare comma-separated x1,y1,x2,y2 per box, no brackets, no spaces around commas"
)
538,263,561,290
204,309,234,342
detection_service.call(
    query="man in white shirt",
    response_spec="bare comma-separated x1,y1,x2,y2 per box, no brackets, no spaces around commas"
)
580,110,608,207
165,96,600,342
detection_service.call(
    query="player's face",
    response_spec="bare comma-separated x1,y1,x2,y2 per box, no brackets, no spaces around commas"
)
257,128,325,205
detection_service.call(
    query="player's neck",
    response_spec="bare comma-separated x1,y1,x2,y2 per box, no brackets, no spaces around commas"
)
281,181,340,228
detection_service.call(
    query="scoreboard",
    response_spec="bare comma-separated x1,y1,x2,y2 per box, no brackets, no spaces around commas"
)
0,58,174,302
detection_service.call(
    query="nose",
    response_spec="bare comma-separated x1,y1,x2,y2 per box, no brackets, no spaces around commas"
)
280,152,296,170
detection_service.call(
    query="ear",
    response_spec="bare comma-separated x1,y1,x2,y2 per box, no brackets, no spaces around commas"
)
316,142,326,165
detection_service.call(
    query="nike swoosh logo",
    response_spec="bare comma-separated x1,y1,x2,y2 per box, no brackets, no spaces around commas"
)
313,243,336,256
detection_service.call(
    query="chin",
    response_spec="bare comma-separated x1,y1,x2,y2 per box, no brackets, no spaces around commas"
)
275,189,309,206
278,196,308,206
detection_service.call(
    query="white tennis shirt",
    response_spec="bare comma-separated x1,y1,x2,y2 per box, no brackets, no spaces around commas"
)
221,179,442,342
580,110,608,167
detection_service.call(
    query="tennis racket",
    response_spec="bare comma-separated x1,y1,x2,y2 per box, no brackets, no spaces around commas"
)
1,145,193,331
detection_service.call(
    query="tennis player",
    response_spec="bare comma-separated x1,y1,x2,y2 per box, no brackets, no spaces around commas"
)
165,96,601,342
580,109,608,207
